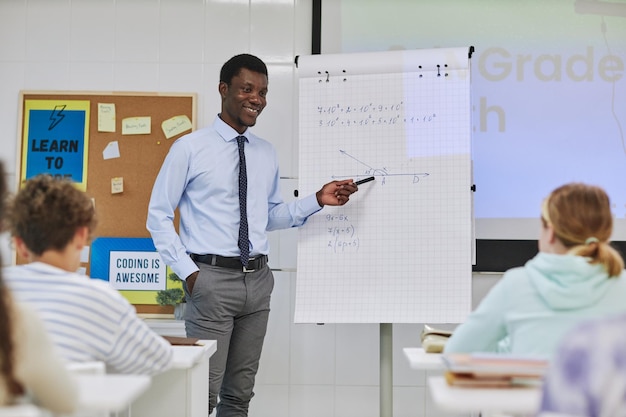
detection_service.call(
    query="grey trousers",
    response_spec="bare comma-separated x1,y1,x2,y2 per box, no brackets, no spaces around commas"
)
184,263,274,417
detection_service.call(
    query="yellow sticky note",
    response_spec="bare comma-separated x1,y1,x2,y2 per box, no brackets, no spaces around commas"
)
161,115,192,139
111,177,124,194
98,103,116,132
122,117,151,135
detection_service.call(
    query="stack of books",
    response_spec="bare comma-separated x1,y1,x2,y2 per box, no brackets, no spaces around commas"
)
441,353,548,388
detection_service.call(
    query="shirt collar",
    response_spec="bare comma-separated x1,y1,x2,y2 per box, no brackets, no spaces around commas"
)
214,114,249,143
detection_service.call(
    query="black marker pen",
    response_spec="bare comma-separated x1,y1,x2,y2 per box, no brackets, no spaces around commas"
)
355,176,375,186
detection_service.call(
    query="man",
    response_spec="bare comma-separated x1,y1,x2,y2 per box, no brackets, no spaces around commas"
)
5,175,173,375
147,53,358,416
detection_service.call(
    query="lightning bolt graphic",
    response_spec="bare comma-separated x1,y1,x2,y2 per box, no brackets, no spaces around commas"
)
48,105,66,130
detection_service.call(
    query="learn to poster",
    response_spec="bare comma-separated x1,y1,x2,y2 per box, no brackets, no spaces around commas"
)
21,99,90,190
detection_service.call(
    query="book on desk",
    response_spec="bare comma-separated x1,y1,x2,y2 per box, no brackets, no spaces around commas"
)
162,335,201,346
421,324,453,353
442,353,548,388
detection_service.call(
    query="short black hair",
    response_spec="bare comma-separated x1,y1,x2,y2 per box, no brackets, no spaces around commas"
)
220,53,268,85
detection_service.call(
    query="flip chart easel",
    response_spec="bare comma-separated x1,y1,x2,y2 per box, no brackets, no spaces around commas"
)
295,46,474,417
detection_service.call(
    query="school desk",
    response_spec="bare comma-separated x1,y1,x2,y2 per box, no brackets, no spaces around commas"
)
403,347,444,370
128,340,217,417
404,347,542,415
75,374,151,414
427,375,541,415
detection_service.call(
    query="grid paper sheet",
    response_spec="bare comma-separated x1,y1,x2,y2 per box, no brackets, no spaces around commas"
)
295,48,473,324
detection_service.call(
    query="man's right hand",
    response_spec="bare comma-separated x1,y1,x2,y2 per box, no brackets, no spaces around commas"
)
186,271,199,294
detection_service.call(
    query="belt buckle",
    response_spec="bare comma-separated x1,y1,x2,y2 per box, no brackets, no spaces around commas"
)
243,257,256,273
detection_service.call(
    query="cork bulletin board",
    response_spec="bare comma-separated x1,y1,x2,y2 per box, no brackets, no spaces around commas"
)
17,91,196,314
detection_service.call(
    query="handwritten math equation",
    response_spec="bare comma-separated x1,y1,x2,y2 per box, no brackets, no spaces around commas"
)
315,102,436,128
325,214,359,253
333,150,430,185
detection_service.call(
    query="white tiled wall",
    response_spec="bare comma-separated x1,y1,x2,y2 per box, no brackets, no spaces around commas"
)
0,1,500,416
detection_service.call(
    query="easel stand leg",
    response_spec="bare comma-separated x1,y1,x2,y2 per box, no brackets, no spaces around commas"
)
380,323,393,417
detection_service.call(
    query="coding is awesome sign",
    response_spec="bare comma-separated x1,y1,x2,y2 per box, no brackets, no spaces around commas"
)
109,251,167,291
91,237,179,305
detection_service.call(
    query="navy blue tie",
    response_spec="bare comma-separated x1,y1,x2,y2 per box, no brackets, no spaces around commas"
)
236,136,249,267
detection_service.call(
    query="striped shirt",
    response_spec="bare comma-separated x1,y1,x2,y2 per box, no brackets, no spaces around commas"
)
4,262,173,376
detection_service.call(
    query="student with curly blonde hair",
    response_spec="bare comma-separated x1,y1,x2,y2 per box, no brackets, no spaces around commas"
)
445,182,626,356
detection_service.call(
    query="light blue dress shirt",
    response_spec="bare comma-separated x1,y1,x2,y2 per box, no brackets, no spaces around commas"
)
147,115,322,280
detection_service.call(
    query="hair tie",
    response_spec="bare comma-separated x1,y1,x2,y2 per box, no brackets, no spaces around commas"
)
585,237,599,245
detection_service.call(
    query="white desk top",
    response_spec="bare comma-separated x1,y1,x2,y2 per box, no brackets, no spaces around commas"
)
75,374,151,413
171,340,217,369
0,404,42,417
403,347,444,370
142,317,187,337
428,376,541,415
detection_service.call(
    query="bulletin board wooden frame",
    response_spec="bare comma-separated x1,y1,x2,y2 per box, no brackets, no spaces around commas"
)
17,91,196,314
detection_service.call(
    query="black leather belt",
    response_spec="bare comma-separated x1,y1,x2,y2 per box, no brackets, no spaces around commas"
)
191,253,268,272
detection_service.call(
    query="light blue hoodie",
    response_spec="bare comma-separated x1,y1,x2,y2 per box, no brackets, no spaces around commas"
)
444,252,626,358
